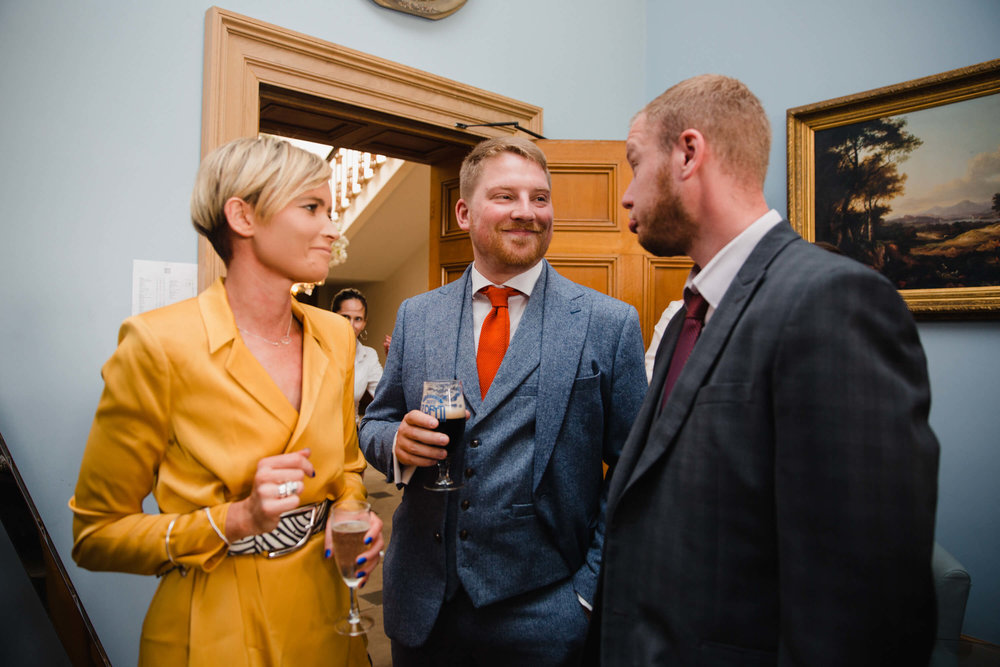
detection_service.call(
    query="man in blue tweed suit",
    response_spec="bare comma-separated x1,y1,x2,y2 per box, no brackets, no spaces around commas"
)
360,136,647,665
588,74,940,666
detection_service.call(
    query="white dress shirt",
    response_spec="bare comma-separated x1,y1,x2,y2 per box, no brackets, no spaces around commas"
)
688,209,783,322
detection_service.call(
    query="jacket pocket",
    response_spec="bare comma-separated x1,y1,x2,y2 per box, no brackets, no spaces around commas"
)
509,503,535,519
572,372,600,390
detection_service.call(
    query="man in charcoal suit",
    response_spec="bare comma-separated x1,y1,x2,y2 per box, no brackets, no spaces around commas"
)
588,74,940,666
360,136,646,666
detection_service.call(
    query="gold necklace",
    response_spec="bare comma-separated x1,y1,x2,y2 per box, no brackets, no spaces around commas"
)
238,313,294,347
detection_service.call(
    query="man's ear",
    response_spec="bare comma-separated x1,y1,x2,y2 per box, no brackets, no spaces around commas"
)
676,129,705,179
455,198,471,231
224,197,255,238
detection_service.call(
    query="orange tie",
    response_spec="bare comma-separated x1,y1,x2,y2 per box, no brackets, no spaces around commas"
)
477,286,519,398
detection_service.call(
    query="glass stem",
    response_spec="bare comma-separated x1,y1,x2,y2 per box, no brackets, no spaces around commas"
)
348,586,361,625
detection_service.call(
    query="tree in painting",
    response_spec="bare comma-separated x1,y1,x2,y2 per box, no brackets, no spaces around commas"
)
814,117,922,267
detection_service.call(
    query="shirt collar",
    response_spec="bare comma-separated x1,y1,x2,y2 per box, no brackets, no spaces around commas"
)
689,209,782,311
470,260,544,297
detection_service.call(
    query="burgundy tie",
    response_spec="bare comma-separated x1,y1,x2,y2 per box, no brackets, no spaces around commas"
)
661,289,709,408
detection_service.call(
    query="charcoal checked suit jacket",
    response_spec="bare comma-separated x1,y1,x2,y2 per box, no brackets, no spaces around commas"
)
589,222,940,666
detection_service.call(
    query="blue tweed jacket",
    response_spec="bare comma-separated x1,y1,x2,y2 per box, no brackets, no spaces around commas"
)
360,260,647,646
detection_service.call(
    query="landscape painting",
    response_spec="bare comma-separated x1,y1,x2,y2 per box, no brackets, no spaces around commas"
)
814,94,1000,291
788,59,1000,317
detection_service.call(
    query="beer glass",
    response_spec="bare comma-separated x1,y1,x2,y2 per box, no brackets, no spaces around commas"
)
330,499,374,636
421,379,466,492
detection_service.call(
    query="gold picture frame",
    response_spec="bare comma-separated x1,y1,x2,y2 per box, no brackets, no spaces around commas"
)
788,59,1000,318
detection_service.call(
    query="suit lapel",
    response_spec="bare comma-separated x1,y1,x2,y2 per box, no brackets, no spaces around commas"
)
423,269,476,411
455,277,482,418
615,223,799,500
532,265,586,491
287,303,330,448
608,311,683,503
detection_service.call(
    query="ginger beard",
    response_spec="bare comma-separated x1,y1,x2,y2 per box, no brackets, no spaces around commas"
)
635,163,698,258
470,216,551,271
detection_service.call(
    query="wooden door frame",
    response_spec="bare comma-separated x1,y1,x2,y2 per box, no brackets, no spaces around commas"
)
199,6,543,290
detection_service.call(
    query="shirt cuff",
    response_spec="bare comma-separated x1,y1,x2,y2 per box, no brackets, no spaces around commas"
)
577,593,592,611
392,431,415,486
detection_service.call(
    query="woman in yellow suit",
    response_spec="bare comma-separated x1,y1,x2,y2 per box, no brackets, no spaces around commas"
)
69,136,384,666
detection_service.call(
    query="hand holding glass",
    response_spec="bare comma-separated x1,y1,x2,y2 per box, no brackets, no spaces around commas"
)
421,380,466,492
330,499,374,636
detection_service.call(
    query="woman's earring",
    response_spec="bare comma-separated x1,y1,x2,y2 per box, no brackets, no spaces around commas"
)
360,329,368,343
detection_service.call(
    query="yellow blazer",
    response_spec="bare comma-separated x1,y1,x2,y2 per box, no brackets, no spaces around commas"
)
70,279,369,666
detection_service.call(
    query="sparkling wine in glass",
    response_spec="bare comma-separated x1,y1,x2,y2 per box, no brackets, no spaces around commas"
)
331,499,374,636
421,379,466,492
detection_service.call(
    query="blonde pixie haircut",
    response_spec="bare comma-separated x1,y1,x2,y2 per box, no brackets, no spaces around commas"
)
191,136,332,265
643,74,770,189
459,136,551,201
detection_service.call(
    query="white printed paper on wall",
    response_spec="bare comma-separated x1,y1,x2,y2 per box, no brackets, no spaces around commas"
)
131,260,197,315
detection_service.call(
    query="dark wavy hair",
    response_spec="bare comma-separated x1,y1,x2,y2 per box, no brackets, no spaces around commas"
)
331,287,368,317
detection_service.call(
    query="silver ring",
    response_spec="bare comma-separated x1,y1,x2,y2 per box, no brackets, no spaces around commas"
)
277,481,296,498
379,550,386,559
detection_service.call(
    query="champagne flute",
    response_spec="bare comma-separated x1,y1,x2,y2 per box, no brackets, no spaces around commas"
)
421,379,466,492
330,499,374,636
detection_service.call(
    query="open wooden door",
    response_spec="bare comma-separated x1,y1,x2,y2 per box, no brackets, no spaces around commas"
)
428,140,692,346
429,158,469,289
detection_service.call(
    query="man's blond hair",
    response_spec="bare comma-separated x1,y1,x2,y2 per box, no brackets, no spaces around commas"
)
643,74,770,189
190,136,332,264
459,136,551,201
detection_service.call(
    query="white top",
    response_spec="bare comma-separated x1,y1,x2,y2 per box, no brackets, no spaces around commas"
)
644,300,684,382
353,343,383,407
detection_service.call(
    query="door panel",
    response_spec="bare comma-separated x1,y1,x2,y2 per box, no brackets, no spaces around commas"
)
429,140,692,344
428,159,468,288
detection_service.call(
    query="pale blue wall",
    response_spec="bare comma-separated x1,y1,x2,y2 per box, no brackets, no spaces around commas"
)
0,1,645,664
646,0,1000,644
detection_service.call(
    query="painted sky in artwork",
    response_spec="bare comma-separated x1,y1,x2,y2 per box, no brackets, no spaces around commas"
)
886,94,1000,218
887,91,1000,218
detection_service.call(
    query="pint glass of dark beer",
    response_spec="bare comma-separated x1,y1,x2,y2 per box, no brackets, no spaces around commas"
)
420,380,466,491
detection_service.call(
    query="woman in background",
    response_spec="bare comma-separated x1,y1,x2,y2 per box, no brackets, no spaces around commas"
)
331,288,383,418
70,136,383,666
